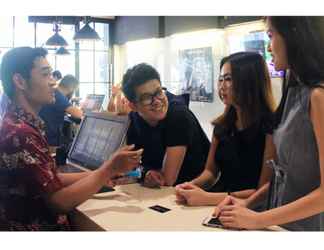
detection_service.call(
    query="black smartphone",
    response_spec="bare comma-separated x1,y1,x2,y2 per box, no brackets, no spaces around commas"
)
202,216,224,228
97,186,115,193
149,205,171,213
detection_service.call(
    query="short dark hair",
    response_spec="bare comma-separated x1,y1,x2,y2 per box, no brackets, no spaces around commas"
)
0,47,48,98
59,74,79,89
52,70,62,80
121,63,161,102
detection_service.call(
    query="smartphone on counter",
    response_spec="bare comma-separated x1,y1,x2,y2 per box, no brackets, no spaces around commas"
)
202,216,224,228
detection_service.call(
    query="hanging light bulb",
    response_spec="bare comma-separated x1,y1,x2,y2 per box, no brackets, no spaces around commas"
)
55,46,70,55
73,17,101,41
46,22,68,47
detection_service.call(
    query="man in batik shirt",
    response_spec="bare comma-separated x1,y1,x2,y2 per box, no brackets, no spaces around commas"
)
0,47,143,231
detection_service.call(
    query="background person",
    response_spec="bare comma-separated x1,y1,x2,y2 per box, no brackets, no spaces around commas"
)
39,74,83,147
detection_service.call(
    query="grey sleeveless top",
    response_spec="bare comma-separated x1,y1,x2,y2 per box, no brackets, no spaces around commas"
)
269,84,324,231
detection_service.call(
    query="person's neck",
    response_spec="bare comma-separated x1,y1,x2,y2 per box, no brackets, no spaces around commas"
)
57,86,69,97
146,119,159,127
14,95,40,118
138,113,159,127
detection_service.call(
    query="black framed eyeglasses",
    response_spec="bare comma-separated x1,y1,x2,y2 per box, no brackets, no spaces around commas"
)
137,87,167,106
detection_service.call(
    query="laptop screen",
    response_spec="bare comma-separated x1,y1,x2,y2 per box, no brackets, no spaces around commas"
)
81,94,106,112
67,112,130,170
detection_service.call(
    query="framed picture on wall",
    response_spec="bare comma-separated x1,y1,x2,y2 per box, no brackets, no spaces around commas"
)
179,47,213,102
244,32,284,78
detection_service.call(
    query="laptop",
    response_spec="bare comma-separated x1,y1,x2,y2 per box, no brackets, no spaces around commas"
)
60,112,130,174
81,94,106,113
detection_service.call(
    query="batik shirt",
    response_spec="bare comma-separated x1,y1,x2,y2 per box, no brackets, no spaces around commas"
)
0,104,70,231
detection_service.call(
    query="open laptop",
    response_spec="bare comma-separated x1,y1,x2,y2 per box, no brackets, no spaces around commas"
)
60,112,130,174
81,94,106,113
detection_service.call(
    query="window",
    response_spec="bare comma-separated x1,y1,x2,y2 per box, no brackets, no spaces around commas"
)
78,23,111,100
36,22,76,77
14,16,35,47
0,17,112,101
0,17,14,47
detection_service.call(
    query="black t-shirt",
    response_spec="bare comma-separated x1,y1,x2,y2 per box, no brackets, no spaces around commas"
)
127,104,210,185
212,119,272,192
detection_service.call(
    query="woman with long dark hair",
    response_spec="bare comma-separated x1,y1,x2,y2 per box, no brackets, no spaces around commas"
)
214,16,324,231
175,51,276,207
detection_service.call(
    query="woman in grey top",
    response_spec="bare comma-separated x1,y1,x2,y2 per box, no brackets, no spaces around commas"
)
213,16,324,231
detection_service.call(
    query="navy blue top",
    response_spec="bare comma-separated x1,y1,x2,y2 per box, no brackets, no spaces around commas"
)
126,92,210,185
39,90,71,146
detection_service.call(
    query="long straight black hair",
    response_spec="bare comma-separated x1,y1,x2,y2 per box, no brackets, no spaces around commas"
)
212,51,276,137
266,16,324,127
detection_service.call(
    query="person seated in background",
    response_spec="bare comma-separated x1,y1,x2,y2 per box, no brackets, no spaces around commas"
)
175,52,276,208
52,70,62,82
121,63,210,188
39,74,83,148
107,83,131,115
0,47,143,231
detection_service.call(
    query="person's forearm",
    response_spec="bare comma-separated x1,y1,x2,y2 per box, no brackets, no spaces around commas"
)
258,187,324,228
231,189,256,199
206,189,255,207
204,192,228,206
191,170,218,190
161,171,176,186
245,183,270,208
57,172,91,187
49,166,112,213
66,107,83,119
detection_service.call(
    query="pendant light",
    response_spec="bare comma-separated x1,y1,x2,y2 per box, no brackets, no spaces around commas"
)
46,22,68,47
55,46,70,55
73,17,101,41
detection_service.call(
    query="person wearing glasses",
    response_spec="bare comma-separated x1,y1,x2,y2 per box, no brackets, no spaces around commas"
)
121,63,210,188
175,52,277,208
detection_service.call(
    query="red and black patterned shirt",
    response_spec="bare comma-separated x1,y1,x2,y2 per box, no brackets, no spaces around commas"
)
0,104,70,231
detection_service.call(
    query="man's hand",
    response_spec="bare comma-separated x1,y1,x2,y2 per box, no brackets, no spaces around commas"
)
143,170,165,188
102,145,143,179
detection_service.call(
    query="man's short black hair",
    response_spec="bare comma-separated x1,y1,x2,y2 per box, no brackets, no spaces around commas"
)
121,63,161,102
59,74,79,89
0,47,48,98
52,70,62,81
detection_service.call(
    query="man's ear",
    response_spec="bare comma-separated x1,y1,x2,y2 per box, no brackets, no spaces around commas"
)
128,101,138,112
12,73,28,91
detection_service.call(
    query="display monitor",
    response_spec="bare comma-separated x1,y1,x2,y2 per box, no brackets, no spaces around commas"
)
81,94,106,113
